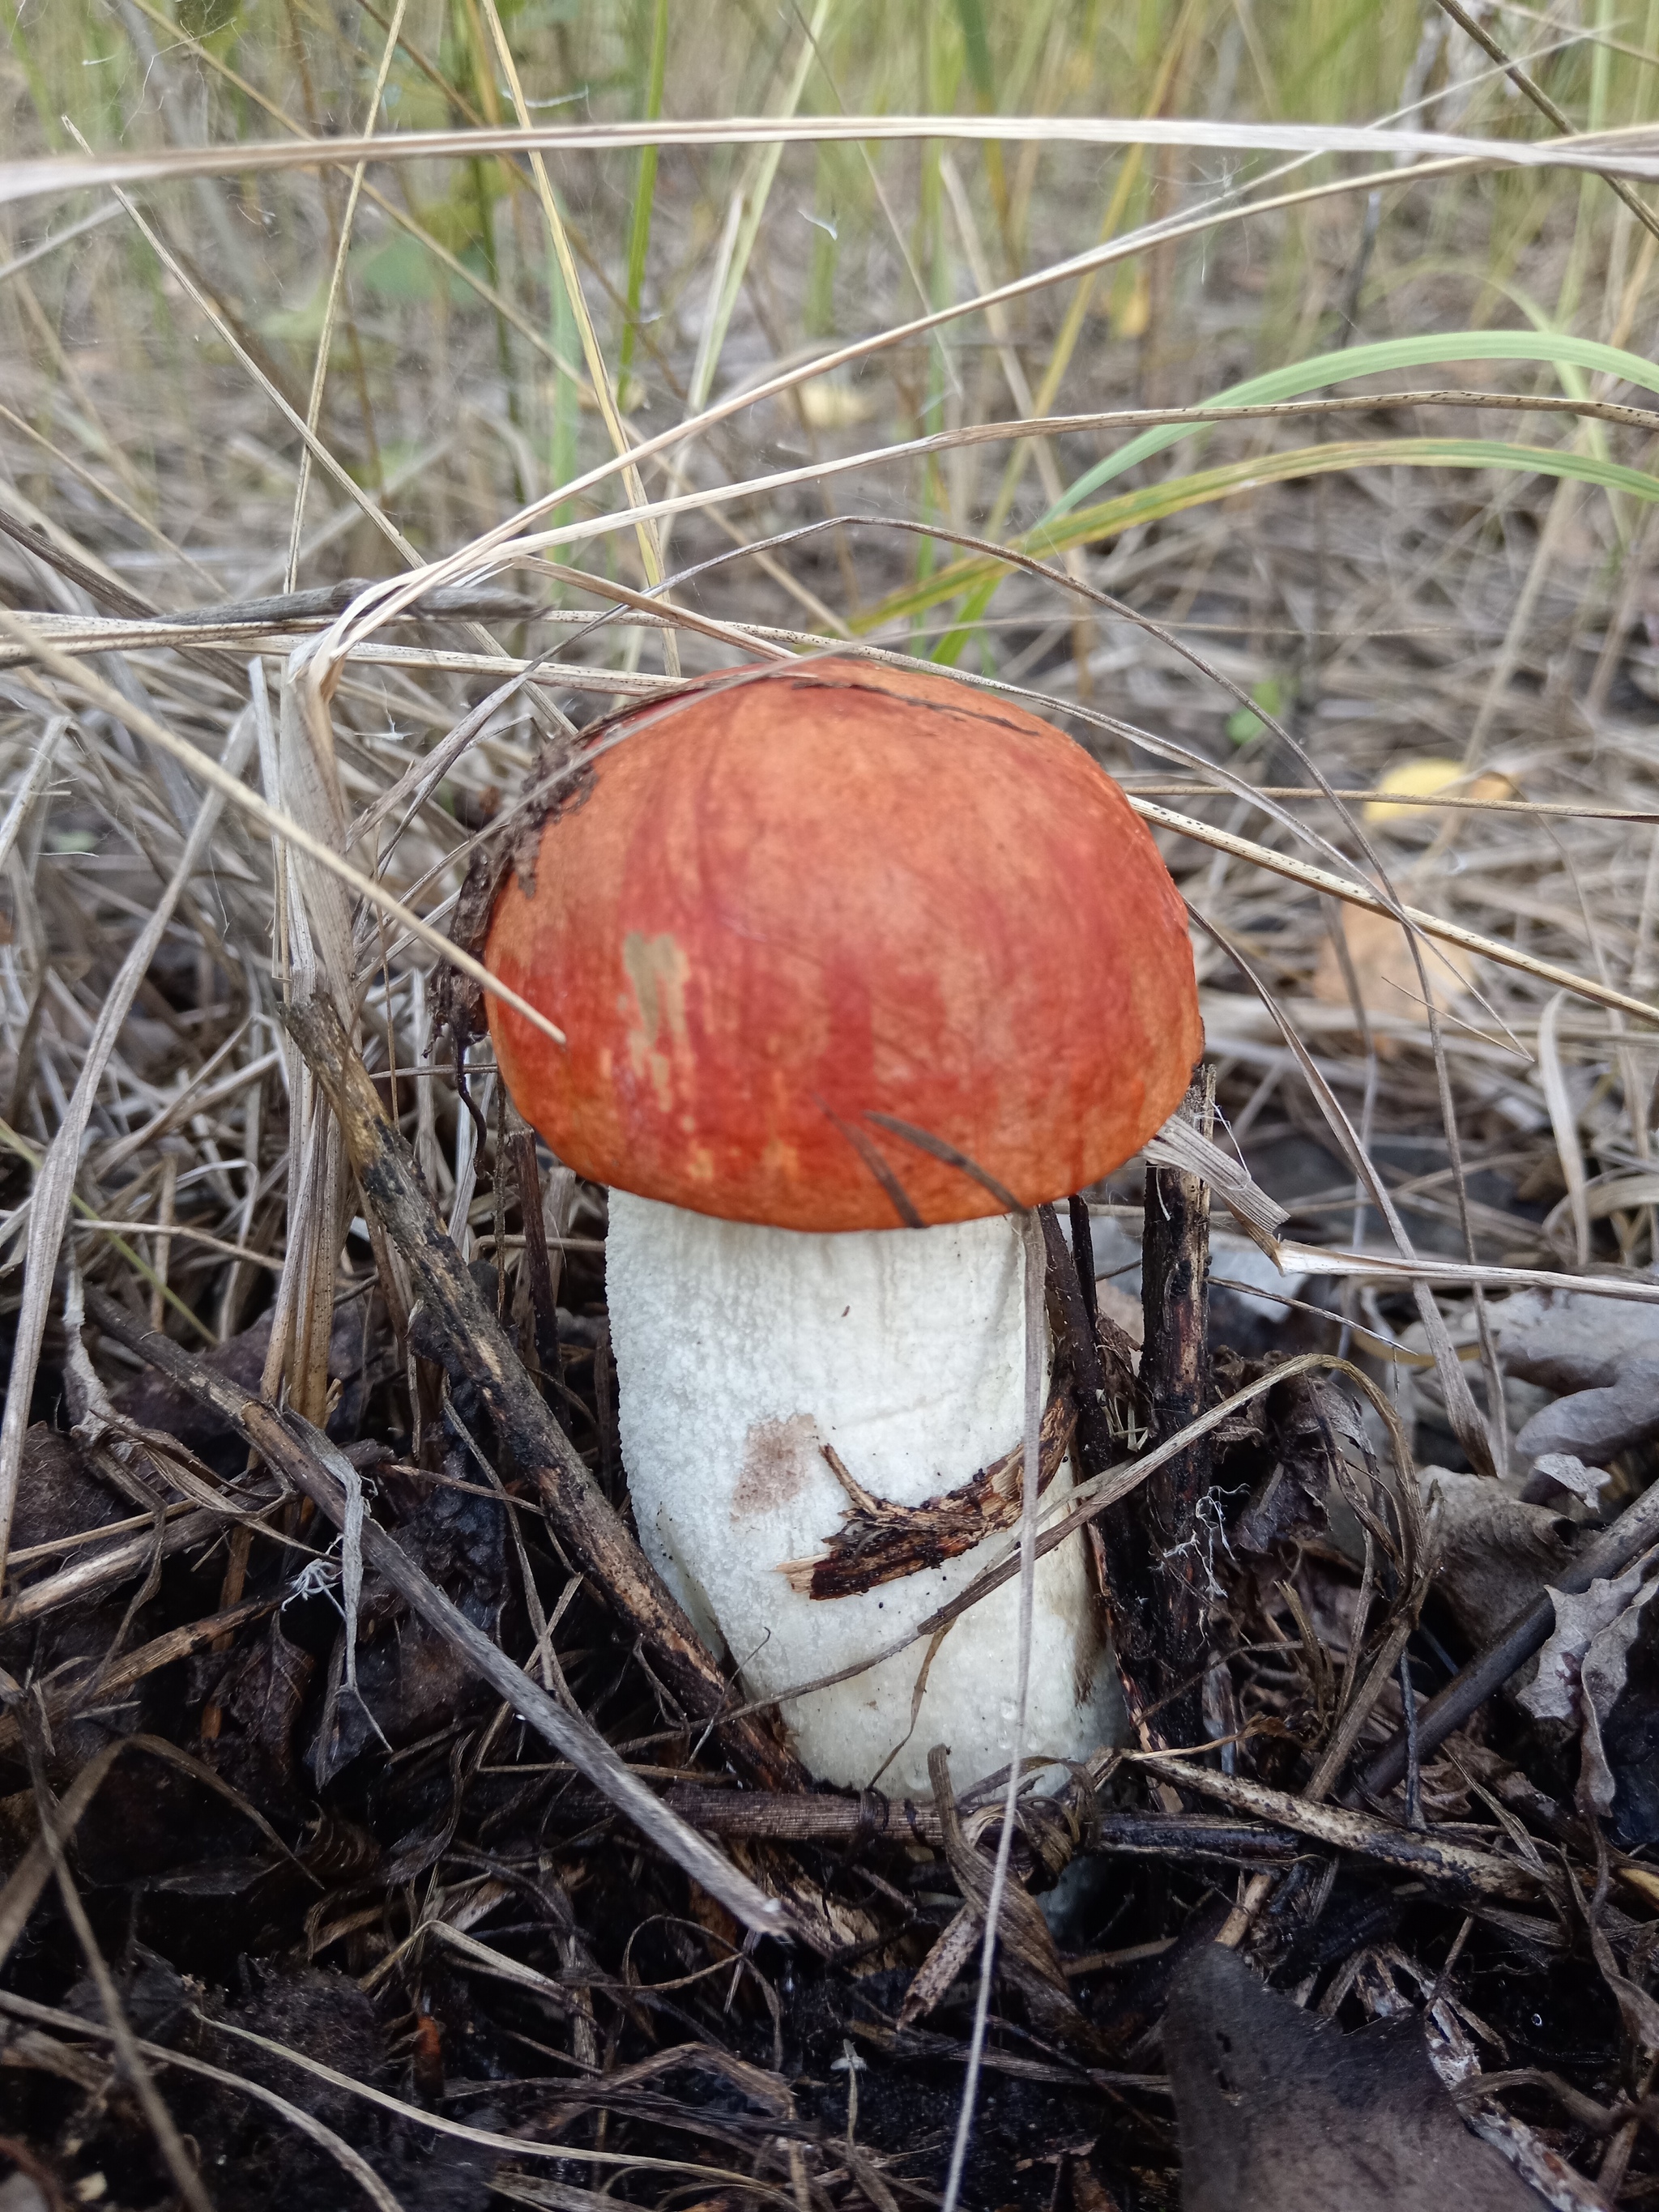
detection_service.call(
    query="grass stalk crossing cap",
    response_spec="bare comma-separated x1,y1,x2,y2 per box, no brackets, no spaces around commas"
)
485,656,1202,1230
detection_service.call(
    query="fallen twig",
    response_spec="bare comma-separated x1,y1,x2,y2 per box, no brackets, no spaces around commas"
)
1128,1754,1561,1902
83,1286,799,1942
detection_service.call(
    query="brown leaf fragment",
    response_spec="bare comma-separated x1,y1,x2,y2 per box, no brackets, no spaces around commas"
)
1515,1357,1659,1466
203,1617,317,1818
1417,1468,1579,1647
1311,904,1478,1049
1165,1942,1546,2211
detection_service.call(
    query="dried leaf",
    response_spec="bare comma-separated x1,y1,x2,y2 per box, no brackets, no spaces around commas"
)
1311,904,1478,1042
1363,758,1514,824
1165,1943,1541,2211
1493,1286,1659,1395
1518,1545,1659,1818
1514,1356,1659,1466
1417,1468,1577,1646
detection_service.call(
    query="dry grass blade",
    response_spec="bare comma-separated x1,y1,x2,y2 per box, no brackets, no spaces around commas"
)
0,712,254,1571
1537,990,1593,1266
19,113,1659,205
0,718,66,880
282,0,408,594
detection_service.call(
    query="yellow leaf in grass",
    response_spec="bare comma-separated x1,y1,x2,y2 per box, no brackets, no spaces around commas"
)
1311,905,1477,1052
1363,757,1514,824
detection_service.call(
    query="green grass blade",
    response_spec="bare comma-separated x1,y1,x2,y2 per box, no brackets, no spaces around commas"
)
617,0,668,397
859,435,1659,635
909,330,1659,654
954,0,996,107
689,0,831,414
1048,331,1659,519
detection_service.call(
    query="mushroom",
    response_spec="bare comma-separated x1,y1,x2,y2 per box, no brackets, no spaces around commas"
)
486,658,1201,1796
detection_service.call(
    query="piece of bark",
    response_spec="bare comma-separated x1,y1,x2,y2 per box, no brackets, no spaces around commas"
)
781,1387,1075,1598
279,994,805,1795
1166,1943,1546,2211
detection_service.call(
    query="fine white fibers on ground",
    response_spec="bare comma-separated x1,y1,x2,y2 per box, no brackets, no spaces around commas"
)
606,1191,1125,1798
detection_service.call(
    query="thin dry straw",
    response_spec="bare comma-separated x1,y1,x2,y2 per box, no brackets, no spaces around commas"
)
0,713,255,1588
17,113,1659,207
283,0,409,594
940,1212,1047,2212
295,174,1659,668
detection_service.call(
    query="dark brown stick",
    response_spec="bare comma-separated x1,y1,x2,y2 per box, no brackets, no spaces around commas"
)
280,994,806,1795
82,1287,796,1943
1067,1193,1098,1336
1039,1203,1166,1741
536,1782,1297,1857
1038,1205,1116,1478
531,1779,1558,1904
1134,1067,1216,1746
512,1125,561,1384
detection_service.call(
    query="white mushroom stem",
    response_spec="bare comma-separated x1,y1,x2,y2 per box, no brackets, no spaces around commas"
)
605,1190,1124,1798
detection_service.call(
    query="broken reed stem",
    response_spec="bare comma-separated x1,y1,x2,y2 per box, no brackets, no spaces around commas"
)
277,991,808,1796
1135,1067,1216,1750
523,1781,1571,1907
532,1786,1296,1856
1047,1071,1218,1750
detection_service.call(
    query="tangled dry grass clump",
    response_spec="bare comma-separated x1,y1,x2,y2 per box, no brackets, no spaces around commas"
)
6,2,1659,2207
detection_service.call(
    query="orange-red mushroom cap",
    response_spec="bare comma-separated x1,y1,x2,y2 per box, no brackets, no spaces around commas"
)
485,658,1202,1232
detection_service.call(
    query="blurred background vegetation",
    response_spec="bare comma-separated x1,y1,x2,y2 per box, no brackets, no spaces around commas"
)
7,2,1659,1345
